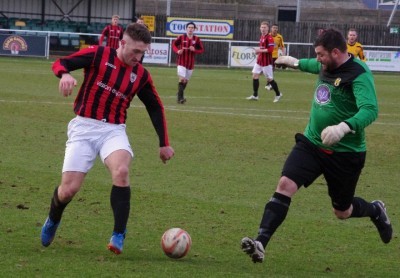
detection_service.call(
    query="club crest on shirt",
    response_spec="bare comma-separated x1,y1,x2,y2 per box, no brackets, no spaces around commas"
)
130,72,137,83
315,84,331,105
334,78,341,87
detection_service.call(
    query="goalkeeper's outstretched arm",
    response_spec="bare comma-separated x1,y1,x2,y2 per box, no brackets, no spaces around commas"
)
275,56,299,69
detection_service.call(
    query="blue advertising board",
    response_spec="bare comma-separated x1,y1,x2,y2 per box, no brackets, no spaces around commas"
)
0,34,47,57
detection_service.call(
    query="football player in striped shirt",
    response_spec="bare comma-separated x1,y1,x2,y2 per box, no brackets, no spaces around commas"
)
41,23,175,255
246,21,282,103
172,22,204,104
99,15,124,49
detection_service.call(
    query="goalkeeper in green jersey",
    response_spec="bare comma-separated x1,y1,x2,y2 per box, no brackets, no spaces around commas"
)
241,28,392,264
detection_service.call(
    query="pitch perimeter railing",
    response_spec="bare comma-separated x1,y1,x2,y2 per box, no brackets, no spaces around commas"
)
1,29,399,72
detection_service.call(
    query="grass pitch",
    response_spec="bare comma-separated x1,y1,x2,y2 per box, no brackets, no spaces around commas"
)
0,57,399,277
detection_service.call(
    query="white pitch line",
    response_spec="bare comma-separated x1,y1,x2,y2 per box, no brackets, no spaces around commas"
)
1,99,400,126
164,107,400,127
166,107,308,120
0,99,73,105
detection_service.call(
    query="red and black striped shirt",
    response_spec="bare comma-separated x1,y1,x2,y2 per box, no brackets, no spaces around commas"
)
52,45,170,147
100,24,124,49
257,34,274,67
172,34,204,70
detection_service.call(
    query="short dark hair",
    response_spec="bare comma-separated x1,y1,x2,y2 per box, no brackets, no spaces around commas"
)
348,28,357,34
186,22,196,29
313,28,347,53
124,23,151,44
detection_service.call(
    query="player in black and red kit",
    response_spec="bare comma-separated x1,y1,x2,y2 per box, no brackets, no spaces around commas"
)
99,15,124,49
40,23,175,255
246,21,282,102
172,22,204,104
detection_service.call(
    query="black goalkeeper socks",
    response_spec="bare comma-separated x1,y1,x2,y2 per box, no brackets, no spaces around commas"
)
256,192,291,247
350,197,378,218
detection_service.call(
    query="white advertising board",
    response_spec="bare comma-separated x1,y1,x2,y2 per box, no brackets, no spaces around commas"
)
229,46,257,67
365,50,400,72
143,43,169,64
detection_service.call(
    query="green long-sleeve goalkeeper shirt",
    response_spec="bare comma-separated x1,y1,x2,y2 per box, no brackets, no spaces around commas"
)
299,57,378,152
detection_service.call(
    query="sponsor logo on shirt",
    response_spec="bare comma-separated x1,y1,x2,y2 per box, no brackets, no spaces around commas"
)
97,81,126,99
105,62,116,69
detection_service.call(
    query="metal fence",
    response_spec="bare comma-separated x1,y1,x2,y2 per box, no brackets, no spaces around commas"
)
2,28,399,69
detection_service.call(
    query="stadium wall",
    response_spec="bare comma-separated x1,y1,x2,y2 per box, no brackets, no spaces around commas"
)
0,0,399,25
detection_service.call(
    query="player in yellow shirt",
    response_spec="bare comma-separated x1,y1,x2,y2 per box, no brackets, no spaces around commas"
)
346,28,366,61
266,24,285,91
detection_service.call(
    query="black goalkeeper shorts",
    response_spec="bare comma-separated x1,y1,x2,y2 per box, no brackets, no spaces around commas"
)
282,133,366,211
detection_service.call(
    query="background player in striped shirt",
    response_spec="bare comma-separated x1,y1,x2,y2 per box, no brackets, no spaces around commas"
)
246,21,282,103
347,28,366,61
265,23,286,90
172,22,204,104
41,23,175,255
99,15,124,49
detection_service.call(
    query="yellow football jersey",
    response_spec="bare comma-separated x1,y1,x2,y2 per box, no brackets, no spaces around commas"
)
347,42,366,61
271,33,285,59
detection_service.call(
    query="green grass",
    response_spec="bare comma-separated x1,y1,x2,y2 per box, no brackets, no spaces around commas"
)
0,57,399,277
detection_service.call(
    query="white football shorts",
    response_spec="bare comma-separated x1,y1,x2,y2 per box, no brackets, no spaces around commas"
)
177,65,193,80
62,116,134,173
252,63,274,80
